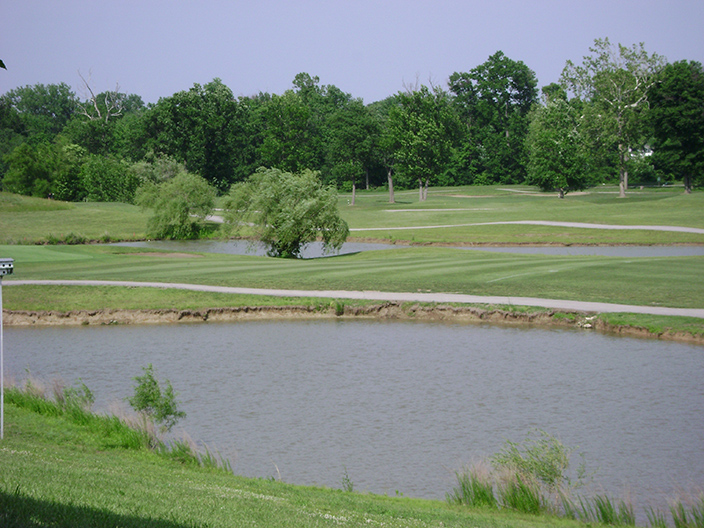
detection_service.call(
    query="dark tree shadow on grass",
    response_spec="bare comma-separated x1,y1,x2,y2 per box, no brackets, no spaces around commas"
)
0,489,200,528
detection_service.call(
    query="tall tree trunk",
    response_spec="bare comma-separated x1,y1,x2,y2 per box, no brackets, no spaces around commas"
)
418,178,424,201
684,174,692,194
387,168,395,203
365,168,370,190
351,179,356,206
423,178,429,201
618,143,627,198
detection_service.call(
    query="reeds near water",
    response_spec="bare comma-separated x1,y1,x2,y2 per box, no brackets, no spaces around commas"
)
447,430,703,528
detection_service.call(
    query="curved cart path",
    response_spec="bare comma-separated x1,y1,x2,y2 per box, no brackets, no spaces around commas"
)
7,280,704,319
350,220,704,234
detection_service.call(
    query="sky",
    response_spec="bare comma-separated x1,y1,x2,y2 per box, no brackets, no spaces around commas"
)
2,0,704,105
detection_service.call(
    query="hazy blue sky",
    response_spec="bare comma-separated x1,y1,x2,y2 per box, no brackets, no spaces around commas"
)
3,0,703,104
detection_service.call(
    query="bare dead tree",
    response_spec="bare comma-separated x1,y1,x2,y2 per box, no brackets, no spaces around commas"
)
402,74,421,94
77,70,124,122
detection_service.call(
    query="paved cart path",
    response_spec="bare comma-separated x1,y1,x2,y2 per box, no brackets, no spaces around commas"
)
206,215,704,234
349,220,704,234
6,280,704,318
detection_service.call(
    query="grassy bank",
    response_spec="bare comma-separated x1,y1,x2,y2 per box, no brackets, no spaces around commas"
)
4,284,704,342
1,394,582,528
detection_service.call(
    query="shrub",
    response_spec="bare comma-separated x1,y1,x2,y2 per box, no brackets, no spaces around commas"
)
450,429,588,516
127,364,186,433
491,429,581,495
62,379,95,412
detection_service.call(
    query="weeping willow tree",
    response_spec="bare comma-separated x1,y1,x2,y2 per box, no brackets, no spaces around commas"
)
222,167,349,258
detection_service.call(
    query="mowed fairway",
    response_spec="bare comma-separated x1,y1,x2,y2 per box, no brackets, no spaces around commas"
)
2,243,703,310
339,185,704,245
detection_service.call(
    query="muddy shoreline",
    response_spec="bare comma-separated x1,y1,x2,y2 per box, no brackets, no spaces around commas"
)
4,303,702,345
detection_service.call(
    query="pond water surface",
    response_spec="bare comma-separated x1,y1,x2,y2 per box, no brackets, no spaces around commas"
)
114,240,704,258
5,320,703,520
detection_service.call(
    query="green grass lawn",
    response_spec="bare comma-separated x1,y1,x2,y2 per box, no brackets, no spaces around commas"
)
4,186,704,246
338,185,704,245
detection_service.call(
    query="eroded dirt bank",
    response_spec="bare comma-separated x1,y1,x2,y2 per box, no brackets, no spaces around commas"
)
4,303,702,345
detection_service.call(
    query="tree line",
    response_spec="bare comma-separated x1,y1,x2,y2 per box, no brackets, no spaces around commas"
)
1,38,702,204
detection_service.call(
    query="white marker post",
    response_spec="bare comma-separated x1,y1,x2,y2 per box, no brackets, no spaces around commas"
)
0,258,14,439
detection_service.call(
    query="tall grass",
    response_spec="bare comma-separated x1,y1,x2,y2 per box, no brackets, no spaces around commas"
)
495,470,544,515
576,494,636,525
6,378,150,450
5,376,233,472
448,430,703,527
446,461,496,509
667,495,704,528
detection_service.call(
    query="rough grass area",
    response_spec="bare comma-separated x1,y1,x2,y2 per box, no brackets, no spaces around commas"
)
0,194,151,244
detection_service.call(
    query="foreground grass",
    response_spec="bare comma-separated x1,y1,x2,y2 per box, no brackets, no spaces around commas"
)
0,400,581,528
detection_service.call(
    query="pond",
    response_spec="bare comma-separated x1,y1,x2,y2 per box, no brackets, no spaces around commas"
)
5,319,703,520
113,240,405,258
114,239,704,258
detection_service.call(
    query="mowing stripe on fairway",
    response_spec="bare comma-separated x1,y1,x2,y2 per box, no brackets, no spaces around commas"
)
6,280,704,319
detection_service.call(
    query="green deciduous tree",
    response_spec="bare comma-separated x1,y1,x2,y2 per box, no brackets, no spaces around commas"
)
80,154,140,203
0,99,27,178
1,83,78,141
388,85,459,201
135,170,216,239
526,95,589,197
223,167,349,258
1,142,56,197
449,51,538,184
51,139,87,201
143,79,256,191
561,38,665,197
326,99,378,205
369,95,402,203
1,136,90,200
257,73,362,180
648,60,704,192
258,90,319,173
